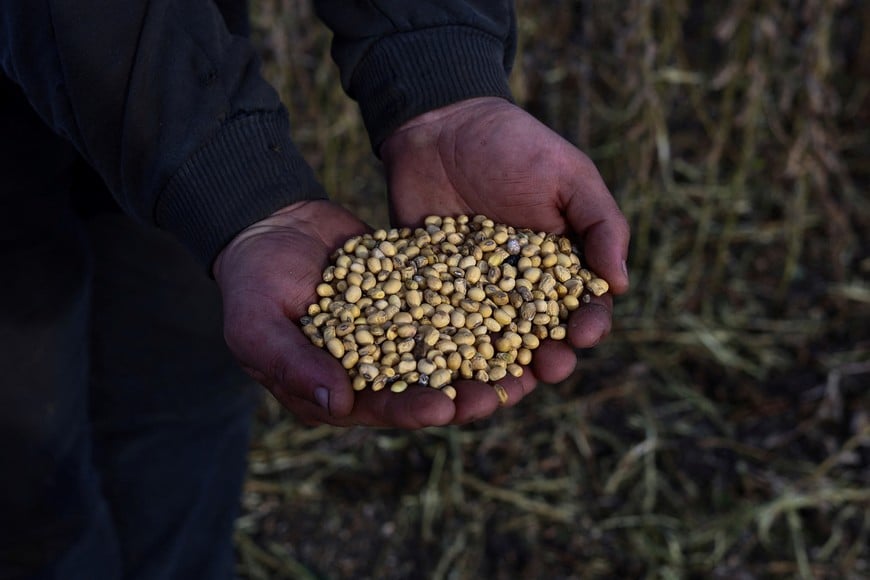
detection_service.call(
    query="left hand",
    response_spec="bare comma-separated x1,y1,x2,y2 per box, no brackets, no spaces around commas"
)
381,97,631,421
213,200,458,428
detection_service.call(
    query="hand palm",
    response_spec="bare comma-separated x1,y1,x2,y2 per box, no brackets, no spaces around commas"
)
384,100,569,232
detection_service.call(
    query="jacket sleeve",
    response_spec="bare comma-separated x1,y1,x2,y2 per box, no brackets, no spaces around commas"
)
313,0,517,154
0,0,326,267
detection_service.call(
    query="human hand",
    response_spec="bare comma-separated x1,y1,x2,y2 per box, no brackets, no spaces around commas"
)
214,199,493,428
380,97,631,417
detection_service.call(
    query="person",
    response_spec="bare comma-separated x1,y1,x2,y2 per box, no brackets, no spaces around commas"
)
0,0,630,578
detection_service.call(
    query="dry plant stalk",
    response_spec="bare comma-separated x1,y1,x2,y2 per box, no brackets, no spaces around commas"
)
300,215,610,398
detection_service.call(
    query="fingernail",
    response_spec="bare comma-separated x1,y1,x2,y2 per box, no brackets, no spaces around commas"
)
621,260,629,281
314,387,331,414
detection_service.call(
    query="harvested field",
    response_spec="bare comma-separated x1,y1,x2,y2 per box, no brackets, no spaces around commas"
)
237,1,869,578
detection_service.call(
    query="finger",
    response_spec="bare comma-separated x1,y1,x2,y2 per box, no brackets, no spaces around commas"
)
567,294,613,348
563,167,631,295
450,380,503,424
579,218,631,295
350,386,456,428
489,373,532,409
272,394,332,427
518,368,539,396
226,312,355,418
530,340,578,384
451,370,539,418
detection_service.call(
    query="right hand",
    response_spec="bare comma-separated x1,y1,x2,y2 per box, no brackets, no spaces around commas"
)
381,98,631,420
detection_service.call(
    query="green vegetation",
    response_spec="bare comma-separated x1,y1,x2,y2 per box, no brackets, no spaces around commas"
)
237,1,869,578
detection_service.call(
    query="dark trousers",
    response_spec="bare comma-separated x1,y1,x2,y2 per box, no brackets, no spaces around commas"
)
0,74,260,579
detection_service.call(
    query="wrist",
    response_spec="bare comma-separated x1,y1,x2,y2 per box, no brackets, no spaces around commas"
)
380,97,517,163
212,200,320,280
390,97,512,133
213,200,367,280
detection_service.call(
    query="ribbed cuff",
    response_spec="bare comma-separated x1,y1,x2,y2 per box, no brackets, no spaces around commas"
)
156,110,326,269
350,25,514,154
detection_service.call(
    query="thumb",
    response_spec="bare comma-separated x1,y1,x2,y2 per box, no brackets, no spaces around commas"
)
228,313,355,418
564,179,631,295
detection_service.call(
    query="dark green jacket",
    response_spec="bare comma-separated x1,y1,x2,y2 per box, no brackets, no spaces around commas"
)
0,0,515,266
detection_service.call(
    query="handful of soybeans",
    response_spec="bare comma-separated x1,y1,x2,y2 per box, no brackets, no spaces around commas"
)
300,215,609,402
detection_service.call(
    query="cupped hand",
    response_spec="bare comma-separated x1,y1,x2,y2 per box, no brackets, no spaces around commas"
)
213,199,519,428
381,97,631,401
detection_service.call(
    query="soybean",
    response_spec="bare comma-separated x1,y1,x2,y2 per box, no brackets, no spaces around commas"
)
300,214,612,402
